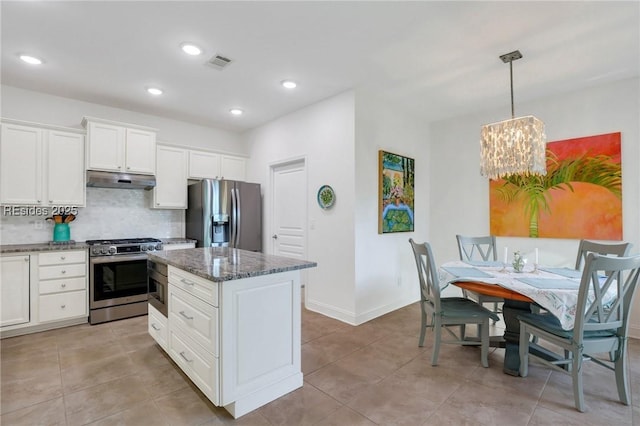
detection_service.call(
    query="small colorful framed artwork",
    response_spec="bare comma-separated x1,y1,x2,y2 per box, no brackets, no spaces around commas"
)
378,150,415,234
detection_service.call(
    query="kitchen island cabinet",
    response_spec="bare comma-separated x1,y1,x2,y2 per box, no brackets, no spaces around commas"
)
147,247,316,419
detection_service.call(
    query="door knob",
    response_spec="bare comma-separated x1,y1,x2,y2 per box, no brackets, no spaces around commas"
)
272,234,278,239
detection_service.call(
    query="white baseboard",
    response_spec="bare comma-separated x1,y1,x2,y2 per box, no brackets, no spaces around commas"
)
305,295,419,326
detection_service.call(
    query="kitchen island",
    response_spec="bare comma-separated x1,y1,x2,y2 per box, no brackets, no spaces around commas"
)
146,247,316,419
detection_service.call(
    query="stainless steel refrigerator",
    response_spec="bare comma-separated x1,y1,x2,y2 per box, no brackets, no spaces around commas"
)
186,179,262,251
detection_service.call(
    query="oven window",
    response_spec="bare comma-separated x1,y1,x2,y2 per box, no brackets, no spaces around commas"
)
93,259,148,301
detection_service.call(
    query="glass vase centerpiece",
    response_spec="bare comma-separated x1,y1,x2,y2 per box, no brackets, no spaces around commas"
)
512,251,526,273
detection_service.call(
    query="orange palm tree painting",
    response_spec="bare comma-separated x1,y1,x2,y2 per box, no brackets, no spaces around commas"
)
490,132,622,239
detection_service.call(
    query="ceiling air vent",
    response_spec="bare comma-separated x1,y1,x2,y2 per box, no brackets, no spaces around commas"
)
207,54,232,70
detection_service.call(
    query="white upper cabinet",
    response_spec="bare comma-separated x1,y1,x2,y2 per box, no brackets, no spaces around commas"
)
189,150,246,181
153,145,188,209
220,155,246,181
0,120,85,206
0,123,43,205
189,150,220,179
83,117,157,175
47,130,85,206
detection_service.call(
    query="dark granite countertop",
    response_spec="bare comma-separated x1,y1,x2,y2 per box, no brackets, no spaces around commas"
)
0,242,89,254
147,247,317,282
1,237,195,254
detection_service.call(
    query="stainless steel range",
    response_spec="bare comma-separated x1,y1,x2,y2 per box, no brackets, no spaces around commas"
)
87,238,163,324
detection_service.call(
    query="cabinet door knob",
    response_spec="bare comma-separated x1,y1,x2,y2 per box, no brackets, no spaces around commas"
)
49,200,53,203
151,323,161,331
60,256,66,260
61,283,67,288
61,270,66,274
126,166,130,170
61,304,66,309
24,258,29,262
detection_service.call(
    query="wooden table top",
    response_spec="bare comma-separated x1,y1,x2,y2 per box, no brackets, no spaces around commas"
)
453,281,533,303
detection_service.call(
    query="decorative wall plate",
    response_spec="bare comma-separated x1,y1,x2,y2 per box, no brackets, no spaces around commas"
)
317,185,335,209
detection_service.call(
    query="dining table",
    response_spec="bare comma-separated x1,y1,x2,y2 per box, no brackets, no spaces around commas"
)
438,260,601,376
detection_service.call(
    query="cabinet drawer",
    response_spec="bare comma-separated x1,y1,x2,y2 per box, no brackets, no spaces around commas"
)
169,266,218,306
39,263,85,280
169,285,218,356
168,326,219,405
39,276,86,294
148,304,168,351
39,290,87,322
39,250,86,266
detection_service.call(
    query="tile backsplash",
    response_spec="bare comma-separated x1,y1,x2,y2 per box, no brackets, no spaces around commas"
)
0,188,184,245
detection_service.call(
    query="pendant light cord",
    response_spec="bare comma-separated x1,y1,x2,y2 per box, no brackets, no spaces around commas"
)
509,60,515,119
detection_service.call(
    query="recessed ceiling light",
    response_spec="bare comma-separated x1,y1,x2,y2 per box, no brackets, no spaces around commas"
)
229,108,244,116
281,80,297,89
181,43,203,56
19,55,43,65
146,87,163,96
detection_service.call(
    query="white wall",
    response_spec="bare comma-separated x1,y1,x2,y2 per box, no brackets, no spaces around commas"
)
429,77,640,335
245,90,429,325
0,85,246,153
353,91,429,323
245,91,358,322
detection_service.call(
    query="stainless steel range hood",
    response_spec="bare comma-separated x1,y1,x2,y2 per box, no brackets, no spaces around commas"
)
86,170,156,190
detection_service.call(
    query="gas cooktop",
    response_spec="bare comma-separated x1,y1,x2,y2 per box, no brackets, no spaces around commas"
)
86,238,163,257
85,238,161,245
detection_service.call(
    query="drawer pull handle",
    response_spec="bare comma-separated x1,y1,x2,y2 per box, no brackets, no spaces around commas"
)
180,278,195,286
151,323,161,331
60,256,66,260
179,310,194,320
61,304,66,309
61,283,67,288
61,270,67,274
179,351,193,363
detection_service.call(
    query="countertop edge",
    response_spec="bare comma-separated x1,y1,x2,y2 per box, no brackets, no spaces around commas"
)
147,249,317,282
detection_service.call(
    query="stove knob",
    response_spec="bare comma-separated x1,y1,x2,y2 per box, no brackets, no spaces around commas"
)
155,243,163,251
100,247,108,255
141,245,148,251
91,247,99,256
108,246,117,255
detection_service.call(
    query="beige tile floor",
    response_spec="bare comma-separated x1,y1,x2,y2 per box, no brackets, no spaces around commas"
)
1,302,639,425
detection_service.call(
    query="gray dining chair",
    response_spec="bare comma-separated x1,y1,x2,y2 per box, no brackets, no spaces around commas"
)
518,253,640,412
575,239,631,270
456,235,501,322
409,238,499,367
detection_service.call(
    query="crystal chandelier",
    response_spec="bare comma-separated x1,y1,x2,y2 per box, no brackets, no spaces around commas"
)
480,50,547,180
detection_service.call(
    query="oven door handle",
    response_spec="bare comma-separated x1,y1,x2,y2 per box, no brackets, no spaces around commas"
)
90,253,148,264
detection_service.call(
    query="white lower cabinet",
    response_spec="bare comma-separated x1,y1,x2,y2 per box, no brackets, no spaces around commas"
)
1,249,89,338
148,304,168,351
0,255,31,327
151,264,302,419
37,250,87,323
168,323,219,404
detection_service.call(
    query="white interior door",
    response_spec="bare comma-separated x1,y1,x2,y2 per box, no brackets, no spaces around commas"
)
271,159,307,284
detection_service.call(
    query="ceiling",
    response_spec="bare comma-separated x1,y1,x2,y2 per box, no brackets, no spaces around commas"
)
2,1,638,133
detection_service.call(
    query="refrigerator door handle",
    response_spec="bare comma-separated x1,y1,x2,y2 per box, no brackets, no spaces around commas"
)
235,188,241,247
230,188,237,248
